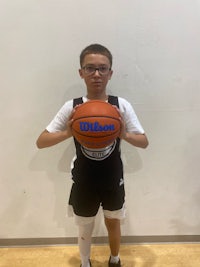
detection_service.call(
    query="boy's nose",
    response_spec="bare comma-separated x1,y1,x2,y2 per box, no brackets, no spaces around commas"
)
93,69,101,76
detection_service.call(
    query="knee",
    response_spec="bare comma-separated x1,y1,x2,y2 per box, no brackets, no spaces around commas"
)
104,217,120,232
78,221,95,239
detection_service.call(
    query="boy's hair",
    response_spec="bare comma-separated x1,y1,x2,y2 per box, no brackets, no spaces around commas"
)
80,44,113,67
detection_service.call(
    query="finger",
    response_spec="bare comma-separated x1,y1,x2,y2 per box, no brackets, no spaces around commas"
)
112,105,122,118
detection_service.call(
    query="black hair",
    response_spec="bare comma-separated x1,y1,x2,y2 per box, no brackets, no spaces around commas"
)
80,44,112,67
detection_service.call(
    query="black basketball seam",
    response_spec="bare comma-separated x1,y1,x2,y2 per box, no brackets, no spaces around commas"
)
72,115,120,121
72,128,119,138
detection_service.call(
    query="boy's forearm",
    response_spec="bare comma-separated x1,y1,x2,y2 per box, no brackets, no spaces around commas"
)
36,130,71,149
123,132,149,149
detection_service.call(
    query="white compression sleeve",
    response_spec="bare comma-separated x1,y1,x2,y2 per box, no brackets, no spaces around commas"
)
78,221,94,267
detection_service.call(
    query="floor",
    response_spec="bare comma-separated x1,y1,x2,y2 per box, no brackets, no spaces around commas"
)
0,243,200,267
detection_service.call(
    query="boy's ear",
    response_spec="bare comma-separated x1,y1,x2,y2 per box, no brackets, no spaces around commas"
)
79,69,84,79
109,70,113,80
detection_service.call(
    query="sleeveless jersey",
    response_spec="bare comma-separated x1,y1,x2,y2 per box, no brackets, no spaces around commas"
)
71,95,123,190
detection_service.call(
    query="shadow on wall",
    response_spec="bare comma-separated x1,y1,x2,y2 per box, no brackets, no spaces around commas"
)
121,141,144,173
57,140,76,173
29,139,75,231
30,139,75,173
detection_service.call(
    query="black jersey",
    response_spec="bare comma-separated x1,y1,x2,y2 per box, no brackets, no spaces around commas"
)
71,96,124,190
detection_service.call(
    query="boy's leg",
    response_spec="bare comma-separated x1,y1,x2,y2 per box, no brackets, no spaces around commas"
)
68,182,100,267
104,217,121,256
78,219,95,267
102,183,125,259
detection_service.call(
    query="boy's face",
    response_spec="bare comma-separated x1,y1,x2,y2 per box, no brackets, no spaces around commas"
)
79,54,113,98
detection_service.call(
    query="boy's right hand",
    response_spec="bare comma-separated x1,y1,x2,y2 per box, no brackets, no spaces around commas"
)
66,104,81,137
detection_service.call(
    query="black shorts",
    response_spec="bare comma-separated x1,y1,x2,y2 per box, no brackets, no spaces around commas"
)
68,182,125,217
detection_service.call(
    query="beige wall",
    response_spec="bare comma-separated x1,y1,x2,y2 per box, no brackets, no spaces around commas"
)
0,0,200,241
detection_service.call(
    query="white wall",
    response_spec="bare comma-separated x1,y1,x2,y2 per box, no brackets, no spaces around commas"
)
0,0,200,241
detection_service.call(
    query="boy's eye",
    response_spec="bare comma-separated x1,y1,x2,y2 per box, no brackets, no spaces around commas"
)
86,67,95,72
99,66,108,72
82,65,110,75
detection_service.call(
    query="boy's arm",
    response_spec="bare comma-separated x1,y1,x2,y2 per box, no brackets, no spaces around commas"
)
123,132,149,148
36,110,74,149
36,129,72,149
120,117,149,148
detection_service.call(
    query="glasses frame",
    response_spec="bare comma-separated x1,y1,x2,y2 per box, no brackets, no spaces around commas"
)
82,65,111,76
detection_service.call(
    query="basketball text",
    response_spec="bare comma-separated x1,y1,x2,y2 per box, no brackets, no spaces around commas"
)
79,121,115,132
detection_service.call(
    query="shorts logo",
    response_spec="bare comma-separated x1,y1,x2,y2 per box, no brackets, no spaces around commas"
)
81,140,117,161
119,178,124,186
80,122,115,132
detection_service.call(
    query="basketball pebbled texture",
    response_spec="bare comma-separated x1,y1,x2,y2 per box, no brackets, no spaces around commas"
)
71,100,121,148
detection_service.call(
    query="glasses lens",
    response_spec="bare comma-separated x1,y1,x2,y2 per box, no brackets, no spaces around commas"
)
84,66,95,74
99,66,109,74
83,66,110,75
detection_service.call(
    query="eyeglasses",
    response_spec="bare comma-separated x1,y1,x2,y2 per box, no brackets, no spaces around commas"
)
82,65,111,76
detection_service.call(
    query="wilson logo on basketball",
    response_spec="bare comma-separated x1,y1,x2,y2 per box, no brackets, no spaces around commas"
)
79,121,115,132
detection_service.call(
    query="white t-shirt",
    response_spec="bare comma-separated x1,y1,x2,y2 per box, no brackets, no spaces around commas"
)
46,96,145,134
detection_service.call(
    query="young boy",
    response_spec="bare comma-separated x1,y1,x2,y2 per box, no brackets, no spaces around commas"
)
36,44,148,267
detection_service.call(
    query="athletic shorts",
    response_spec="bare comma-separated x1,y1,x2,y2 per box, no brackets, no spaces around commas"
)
68,182,125,218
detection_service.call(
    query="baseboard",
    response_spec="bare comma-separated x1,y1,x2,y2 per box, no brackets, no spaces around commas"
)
0,235,200,247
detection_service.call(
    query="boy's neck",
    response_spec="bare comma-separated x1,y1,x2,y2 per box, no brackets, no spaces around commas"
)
86,93,108,101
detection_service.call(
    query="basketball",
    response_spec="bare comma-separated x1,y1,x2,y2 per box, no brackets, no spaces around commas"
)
71,100,121,148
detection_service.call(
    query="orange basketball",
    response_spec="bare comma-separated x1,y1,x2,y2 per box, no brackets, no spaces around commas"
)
71,100,121,148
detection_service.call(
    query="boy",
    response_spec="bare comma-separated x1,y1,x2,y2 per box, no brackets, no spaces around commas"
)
36,44,148,267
